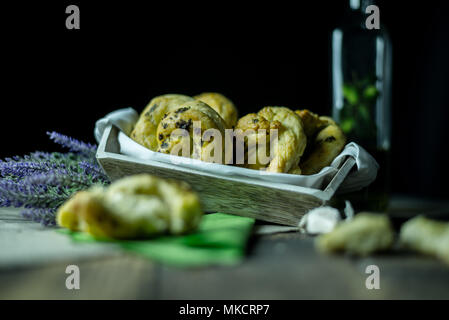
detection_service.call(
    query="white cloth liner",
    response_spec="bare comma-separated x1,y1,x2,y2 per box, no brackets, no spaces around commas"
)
95,108,379,193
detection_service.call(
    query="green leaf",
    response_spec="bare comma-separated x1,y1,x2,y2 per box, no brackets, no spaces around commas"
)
61,213,255,267
343,84,359,105
358,104,371,122
363,85,379,100
341,118,355,134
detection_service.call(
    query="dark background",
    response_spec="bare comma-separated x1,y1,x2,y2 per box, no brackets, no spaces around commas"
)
2,1,448,198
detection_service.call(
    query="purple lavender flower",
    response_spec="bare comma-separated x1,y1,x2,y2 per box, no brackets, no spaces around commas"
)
0,132,110,225
0,151,89,179
0,178,68,208
25,169,97,189
79,161,109,184
0,161,60,179
21,208,57,226
47,131,97,157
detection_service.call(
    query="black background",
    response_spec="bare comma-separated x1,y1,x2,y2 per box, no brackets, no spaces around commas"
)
2,0,449,198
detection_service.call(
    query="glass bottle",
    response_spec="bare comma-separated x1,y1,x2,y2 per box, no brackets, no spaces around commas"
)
331,0,392,211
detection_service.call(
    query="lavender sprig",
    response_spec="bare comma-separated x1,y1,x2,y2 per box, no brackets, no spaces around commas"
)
24,169,101,189
0,132,110,225
21,208,57,226
47,131,97,157
0,161,60,179
0,152,88,179
0,179,69,208
79,161,110,184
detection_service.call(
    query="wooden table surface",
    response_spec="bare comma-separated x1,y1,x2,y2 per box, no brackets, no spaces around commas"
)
1,195,448,300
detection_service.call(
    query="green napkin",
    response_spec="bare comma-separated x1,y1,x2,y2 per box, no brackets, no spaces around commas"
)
59,213,255,267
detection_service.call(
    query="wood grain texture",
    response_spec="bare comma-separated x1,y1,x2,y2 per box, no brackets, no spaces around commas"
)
2,234,449,300
2,197,449,300
97,126,356,226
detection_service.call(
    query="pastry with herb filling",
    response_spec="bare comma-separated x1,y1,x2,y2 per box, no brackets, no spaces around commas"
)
194,92,238,128
292,110,346,175
156,100,227,163
56,174,203,239
315,212,394,256
235,106,307,173
234,113,281,170
400,216,449,265
130,94,194,151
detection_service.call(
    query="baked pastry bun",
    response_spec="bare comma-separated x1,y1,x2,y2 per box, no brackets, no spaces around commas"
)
234,113,281,170
194,92,238,128
156,100,227,163
235,106,307,173
56,174,203,239
295,109,328,138
130,94,194,151
293,110,346,175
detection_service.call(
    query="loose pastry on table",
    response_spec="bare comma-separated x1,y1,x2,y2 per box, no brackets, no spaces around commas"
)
194,92,238,128
316,213,394,256
400,216,449,265
235,106,307,173
156,100,227,163
292,110,347,175
57,174,203,239
130,94,194,151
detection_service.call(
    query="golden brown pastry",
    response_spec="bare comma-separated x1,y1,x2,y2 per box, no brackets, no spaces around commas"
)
400,216,449,265
156,100,227,163
194,92,238,128
56,174,203,239
295,109,328,139
235,106,307,173
130,94,194,151
234,113,281,170
316,213,394,256
292,110,346,175
287,164,303,175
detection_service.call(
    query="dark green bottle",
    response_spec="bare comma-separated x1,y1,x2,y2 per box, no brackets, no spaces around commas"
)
331,0,392,212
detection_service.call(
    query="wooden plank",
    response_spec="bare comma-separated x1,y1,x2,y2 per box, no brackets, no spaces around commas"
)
323,157,356,195
0,208,118,269
0,255,158,299
157,234,449,299
2,198,449,300
2,231,448,299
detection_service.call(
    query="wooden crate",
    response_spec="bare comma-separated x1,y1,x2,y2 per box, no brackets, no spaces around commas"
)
96,125,356,226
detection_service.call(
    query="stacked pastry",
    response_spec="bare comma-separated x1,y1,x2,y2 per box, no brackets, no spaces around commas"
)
130,93,346,175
